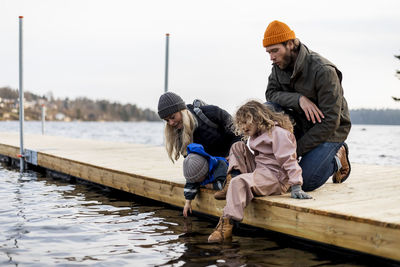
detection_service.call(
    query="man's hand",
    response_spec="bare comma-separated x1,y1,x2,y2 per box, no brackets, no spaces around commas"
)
183,200,192,217
299,96,324,123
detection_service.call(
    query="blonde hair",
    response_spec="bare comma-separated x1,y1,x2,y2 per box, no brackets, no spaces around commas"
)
164,109,197,162
234,100,293,137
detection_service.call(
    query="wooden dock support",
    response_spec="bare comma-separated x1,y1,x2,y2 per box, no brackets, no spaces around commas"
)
0,132,399,262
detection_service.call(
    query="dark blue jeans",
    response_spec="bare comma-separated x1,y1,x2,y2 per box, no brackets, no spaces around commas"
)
265,101,341,191
299,142,342,191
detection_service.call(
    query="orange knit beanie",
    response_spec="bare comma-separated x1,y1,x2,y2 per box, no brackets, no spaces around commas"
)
263,20,296,47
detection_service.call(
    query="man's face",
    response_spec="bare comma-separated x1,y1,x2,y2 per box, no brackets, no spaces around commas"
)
265,43,292,70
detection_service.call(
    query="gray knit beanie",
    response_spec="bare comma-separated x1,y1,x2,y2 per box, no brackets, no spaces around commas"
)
157,92,187,119
183,153,209,183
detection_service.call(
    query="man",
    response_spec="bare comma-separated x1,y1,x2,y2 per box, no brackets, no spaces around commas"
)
263,20,352,191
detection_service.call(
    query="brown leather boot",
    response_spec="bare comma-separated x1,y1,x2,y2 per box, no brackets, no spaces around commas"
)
214,174,232,200
208,216,233,243
332,143,351,183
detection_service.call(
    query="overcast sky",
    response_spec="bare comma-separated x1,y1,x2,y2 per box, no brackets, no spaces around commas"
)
1,0,399,114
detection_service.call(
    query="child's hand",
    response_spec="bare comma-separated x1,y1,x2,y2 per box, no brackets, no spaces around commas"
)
183,200,192,217
291,185,312,199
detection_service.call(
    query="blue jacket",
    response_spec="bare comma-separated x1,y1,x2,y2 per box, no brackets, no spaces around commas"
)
187,143,228,185
183,143,228,200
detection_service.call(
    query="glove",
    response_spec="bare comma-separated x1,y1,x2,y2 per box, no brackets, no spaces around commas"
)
291,184,312,199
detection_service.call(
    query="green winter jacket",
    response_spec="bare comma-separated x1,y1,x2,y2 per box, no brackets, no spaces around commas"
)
265,42,351,156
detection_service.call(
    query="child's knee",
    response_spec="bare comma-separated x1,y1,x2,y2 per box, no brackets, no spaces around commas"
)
229,175,246,189
231,141,246,152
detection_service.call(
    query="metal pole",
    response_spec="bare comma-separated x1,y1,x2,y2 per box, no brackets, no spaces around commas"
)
41,104,45,135
164,33,169,93
18,16,25,172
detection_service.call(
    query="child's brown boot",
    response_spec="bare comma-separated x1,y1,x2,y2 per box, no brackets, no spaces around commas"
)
208,216,233,243
214,174,232,200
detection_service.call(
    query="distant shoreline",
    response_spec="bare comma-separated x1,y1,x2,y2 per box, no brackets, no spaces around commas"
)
349,109,400,125
2,87,400,124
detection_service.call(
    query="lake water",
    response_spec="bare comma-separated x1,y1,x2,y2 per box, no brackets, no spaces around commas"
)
0,121,399,266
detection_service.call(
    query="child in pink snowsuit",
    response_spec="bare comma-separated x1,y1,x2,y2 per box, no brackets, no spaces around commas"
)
208,100,311,243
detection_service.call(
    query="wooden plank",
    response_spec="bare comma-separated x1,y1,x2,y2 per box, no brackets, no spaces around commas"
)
243,201,400,260
0,143,19,158
0,132,399,262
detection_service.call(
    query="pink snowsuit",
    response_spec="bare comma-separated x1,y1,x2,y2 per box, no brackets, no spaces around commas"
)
223,125,303,221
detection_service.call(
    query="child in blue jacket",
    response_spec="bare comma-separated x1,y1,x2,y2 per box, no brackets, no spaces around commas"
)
183,143,228,217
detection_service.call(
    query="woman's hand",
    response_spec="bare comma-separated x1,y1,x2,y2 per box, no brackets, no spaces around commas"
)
183,200,192,217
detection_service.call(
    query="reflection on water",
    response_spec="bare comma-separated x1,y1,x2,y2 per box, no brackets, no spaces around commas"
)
1,163,395,267
0,165,182,266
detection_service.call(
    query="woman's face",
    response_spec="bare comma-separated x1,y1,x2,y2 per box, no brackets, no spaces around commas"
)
164,111,183,129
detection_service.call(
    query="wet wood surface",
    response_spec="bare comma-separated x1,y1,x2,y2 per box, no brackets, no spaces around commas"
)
0,132,399,261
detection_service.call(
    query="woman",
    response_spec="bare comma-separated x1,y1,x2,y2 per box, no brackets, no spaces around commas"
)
157,92,241,162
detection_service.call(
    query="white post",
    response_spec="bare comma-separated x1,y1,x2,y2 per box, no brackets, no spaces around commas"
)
164,33,169,93
18,16,25,172
41,104,45,135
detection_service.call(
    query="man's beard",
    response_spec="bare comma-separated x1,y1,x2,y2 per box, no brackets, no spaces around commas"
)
278,49,296,70
280,50,295,70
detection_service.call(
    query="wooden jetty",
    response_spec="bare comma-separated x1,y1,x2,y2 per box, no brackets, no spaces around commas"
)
0,132,399,262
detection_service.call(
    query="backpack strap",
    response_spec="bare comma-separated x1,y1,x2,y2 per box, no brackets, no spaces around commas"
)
193,107,218,129
193,99,207,108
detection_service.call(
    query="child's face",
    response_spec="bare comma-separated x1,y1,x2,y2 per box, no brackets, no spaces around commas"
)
241,122,258,137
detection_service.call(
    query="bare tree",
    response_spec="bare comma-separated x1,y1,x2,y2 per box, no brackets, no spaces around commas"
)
394,54,400,102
